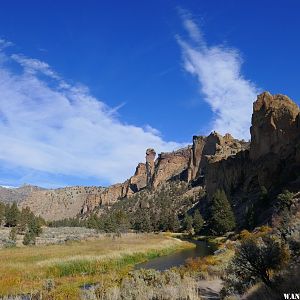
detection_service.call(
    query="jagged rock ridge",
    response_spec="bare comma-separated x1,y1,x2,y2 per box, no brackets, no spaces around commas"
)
2,91,299,223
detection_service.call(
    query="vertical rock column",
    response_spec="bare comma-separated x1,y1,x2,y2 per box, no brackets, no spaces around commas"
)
146,148,156,187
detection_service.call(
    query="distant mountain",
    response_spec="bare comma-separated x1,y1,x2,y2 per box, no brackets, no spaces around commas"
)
0,185,45,203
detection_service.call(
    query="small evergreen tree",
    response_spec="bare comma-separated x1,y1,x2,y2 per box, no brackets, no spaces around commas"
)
183,213,193,234
193,210,204,235
17,207,31,233
276,190,294,212
167,214,181,232
27,213,42,237
86,214,99,229
9,227,17,242
140,212,153,233
0,202,5,225
114,210,130,233
5,202,20,227
23,231,35,245
210,189,236,235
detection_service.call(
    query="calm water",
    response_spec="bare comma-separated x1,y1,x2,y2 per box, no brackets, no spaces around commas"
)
135,239,213,271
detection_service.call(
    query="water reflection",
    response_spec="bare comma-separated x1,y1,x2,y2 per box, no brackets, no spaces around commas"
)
135,239,213,271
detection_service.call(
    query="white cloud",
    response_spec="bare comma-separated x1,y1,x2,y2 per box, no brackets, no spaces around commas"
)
11,54,60,79
0,47,182,186
177,17,260,139
0,39,13,49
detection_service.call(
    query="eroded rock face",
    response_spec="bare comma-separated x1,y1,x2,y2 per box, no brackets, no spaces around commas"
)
146,148,156,186
127,163,147,195
187,132,248,183
250,92,300,160
151,147,191,188
17,132,247,220
205,92,300,225
20,186,105,221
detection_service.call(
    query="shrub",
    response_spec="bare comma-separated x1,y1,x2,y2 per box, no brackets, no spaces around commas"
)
223,235,290,295
94,269,201,300
276,190,294,212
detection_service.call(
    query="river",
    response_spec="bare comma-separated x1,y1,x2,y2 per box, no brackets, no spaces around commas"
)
135,239,214,271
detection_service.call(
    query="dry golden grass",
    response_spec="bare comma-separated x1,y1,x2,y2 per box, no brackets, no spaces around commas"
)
0,233,192,298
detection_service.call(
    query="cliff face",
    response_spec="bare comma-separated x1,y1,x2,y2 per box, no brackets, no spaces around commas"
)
151,147,191,188
187,132,248,184
205,92,300,225
250,92,300,160
20,186,105,221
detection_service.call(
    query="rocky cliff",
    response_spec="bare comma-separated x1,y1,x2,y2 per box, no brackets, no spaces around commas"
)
250,92,300,160
205,92,300,225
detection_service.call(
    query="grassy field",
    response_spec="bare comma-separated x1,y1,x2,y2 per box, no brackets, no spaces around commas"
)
0,233,192,298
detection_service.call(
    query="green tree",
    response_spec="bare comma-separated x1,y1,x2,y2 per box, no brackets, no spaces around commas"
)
22,213,42,245
114,210,130,233
23,231,35,245
276,190,294,212
86,214,99,229
193,210,204,234
17,207,32,233
9,227,17,242
0,202,5,225
209,189,236,235
140,212,153,233
183,213,193,234
167,214,180,232
27,213,42,237
5,202,20,227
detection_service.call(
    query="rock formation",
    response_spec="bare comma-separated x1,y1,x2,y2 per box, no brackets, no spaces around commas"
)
20,186,105,221
151,147,191,188
146,148,156,186
250,92,300,160
187,131,248,184
4,91,300,224
204,92,300,225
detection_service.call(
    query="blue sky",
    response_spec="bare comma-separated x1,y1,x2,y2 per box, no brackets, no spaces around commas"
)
0,0,299,188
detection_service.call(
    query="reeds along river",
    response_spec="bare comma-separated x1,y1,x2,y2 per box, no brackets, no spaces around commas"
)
135,239,213,271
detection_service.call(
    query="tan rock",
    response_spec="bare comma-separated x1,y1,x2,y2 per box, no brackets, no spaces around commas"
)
151,147,191,188
146,148,156,186
250,92,300,160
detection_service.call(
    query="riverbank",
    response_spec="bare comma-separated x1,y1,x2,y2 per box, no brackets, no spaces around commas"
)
0,233,193,298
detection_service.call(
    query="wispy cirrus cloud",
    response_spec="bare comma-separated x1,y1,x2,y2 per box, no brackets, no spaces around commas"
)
0,40,182,187
177,13,260,140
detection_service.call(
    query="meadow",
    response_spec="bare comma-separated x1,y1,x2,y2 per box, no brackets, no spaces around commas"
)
0,233,192,299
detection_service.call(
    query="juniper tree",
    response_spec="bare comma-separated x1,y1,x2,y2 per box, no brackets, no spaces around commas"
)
209,189,236,235
9,227,17,242
0,202,5,225
183,213,193,234
5,202,20,227
17,207,32,233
